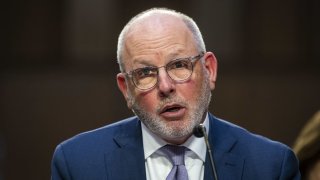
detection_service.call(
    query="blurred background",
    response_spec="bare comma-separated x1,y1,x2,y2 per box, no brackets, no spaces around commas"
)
1,0,319,179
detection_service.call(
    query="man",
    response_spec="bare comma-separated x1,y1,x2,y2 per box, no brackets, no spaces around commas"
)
51,8,300,180
293,110,320,180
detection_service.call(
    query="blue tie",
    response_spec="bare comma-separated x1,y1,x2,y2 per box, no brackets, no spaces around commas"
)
162,145,189,180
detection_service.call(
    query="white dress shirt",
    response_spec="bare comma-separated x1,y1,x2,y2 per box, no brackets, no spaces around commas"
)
142,114,210,180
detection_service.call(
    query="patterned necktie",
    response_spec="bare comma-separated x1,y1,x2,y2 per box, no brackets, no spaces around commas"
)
161,145,189,180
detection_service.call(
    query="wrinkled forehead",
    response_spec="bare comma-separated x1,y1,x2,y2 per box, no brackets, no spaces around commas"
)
123,14,196,56
129,16,191,42
129,13,185,32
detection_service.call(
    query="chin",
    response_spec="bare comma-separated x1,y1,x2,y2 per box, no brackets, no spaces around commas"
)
166,122,193,137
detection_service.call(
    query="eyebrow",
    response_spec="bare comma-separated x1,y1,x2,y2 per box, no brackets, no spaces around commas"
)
132,59,155,68
166,50,186,60
131,50,185,68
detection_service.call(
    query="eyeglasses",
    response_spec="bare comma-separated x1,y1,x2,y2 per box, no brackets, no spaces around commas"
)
123,52,205,91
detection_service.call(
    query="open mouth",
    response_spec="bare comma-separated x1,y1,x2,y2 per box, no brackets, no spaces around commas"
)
159,104,186,119
163,106,182,113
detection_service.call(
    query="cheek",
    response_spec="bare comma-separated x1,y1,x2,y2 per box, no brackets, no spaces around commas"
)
182,69,205,94
135,92,158,111
179,82,201,100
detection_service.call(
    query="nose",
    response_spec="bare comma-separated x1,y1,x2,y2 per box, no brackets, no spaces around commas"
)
157,68,175,97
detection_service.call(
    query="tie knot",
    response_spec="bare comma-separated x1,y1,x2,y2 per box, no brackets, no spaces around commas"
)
162,145,186,166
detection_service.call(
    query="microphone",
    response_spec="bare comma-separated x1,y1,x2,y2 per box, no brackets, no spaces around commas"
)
193,124,218,180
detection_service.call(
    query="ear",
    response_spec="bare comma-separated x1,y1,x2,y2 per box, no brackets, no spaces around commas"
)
203,52,218,90
116,73,133,109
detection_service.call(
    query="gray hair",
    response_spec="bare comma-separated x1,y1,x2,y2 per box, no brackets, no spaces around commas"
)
117,8,206,72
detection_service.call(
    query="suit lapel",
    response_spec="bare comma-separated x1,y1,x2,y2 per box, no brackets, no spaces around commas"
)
104,119,146,180
103,114,245,180
204,114,245,180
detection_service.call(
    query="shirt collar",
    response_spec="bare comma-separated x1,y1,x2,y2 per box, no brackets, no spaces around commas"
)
142,113,210,162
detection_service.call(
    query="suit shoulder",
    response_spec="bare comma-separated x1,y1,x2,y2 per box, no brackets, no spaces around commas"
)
212,117,300,179
214,117,292,153
51,116,143,179
57,116,139,150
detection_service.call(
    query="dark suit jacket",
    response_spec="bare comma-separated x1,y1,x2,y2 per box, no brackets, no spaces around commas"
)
51,114,300,180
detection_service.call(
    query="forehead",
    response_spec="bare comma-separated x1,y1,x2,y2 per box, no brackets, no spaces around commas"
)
122,14,197,65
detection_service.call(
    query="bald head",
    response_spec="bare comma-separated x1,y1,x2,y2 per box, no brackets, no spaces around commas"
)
117,8,206,72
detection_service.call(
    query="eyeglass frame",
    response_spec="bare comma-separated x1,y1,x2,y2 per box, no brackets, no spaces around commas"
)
122,51,206,91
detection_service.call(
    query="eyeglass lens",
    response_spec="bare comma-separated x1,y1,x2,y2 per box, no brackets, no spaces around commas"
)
132,59,194,90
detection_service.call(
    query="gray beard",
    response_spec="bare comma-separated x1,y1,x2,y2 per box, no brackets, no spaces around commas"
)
130,72,212,141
